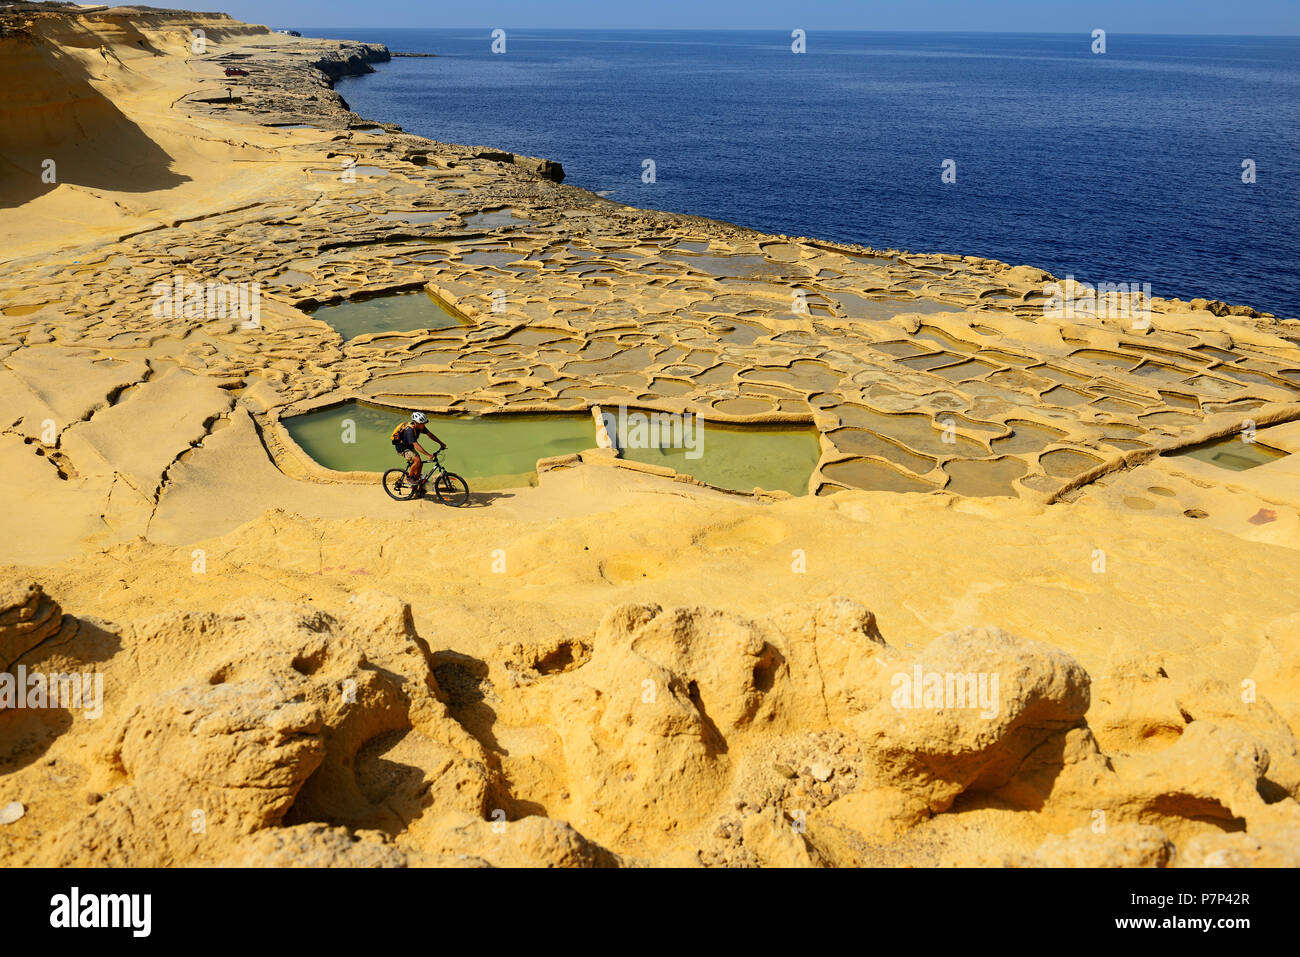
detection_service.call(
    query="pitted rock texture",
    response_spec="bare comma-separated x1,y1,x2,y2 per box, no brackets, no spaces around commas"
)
6,583,1295,868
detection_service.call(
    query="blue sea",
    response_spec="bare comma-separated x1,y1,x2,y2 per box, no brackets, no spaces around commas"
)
303,29,1300,318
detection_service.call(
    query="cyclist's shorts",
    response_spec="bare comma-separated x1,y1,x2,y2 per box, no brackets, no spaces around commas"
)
401,449,418,463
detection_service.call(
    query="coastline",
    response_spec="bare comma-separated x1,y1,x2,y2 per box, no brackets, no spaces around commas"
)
1,8,1299,869
6,15,1296,512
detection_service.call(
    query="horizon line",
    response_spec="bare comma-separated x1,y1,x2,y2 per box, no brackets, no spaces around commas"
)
285,26,1300,39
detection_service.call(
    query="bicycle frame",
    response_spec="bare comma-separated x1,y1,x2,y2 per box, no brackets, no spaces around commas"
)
405,451,445,485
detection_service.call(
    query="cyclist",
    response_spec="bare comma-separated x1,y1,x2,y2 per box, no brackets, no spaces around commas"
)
391,411,446,486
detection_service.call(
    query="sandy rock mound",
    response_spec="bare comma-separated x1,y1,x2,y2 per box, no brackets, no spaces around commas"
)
0,580,75,670
995,822,1177,868
765,596,889,724
221,823,482,868
53,675,327,866
6,584,1300,867
1091,645,1300,801
498,598,886,854
844,626,1091,835
40,591,493,865
1180,825,1300,867
1102,722,1285,842
405,811,618,868
1255,613,1300,737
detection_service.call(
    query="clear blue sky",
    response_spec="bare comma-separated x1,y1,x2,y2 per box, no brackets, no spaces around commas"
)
225,0,1300,35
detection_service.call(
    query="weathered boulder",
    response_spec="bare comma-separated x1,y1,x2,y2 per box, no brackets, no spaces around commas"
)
47,591,491,864
405,811,618,868
849,627,1091,827
740,806,823,868
52,675,326,866
1180,824,1300,867
0,580,73,671
767,597,889,725
1031,823,1174,868
221,822,480,868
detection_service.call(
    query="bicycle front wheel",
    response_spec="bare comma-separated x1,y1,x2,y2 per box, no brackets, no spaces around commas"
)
434,472,470,507
382,468,418,501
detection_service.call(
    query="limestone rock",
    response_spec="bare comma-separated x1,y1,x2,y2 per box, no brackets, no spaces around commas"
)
7,581,1299,868
406,811,618,868
849,627,1091,826
1255,613,1300,738
0,580,73,671
1105,722,1276,844
220,823,477,868
1180,826,1300,867
741,806,822,868
1088,650,1185,754
544,603,783,845
52,675,326,866
42,592,493,865
768,597,890,724
1031,823,1174,868
1003,264,1052,285
1171,671,1300,801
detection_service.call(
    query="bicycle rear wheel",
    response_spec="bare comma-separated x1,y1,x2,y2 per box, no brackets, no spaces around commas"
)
382,468,418,501
434,471,470,507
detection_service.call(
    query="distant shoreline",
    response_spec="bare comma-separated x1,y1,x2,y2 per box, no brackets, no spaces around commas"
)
289,27,1300,38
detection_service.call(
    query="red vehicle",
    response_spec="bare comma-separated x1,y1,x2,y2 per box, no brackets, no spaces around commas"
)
224,67,249,77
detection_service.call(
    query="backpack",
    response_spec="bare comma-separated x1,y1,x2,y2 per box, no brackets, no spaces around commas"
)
391,422,409,450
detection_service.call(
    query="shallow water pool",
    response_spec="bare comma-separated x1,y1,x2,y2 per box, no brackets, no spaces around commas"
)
463,208,530,229
378,210,452,224
283,402,595,488
308,289,468,341
608,413,821,495
1166,435,1289,471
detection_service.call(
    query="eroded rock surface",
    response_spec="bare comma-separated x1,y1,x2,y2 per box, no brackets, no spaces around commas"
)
4,582,1296,867
0,581,74,671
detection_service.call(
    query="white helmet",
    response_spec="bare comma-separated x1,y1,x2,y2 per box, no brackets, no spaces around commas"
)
410,411,428,424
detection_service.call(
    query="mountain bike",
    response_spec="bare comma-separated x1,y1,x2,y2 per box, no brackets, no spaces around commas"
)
382,450,469,506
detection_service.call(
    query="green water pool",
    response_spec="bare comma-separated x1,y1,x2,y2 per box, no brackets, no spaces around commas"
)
284,402,595,488
308,289,467,341
1166,435,1289,471
607,412,821,495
